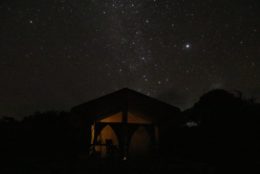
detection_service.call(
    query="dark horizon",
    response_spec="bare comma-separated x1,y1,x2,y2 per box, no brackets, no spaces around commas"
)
0,88,259,120
1,87,259,120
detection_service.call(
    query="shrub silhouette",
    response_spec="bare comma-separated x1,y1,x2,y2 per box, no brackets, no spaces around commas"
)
179,89,260,172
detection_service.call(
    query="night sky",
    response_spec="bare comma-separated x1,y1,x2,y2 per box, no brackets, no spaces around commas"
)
0,0,259,118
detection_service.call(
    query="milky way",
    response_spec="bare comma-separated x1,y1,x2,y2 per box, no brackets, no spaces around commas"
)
0,0,259,118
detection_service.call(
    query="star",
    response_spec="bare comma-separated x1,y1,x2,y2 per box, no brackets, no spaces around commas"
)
0,0,258,118
185,43,191,49
145,19,150,24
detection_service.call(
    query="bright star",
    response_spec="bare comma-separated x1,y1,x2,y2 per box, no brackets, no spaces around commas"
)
185,43,191,48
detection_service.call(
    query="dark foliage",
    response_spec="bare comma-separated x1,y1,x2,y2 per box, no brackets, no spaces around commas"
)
0,89,259,173
171,89,260,173
0,111,81,173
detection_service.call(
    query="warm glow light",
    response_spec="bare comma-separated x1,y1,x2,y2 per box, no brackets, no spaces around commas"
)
128,112,152,123
92,112,156,158
99,112,122,123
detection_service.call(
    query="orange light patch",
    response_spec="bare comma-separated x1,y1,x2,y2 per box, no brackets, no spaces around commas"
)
128,112,152,124
98,112,122,123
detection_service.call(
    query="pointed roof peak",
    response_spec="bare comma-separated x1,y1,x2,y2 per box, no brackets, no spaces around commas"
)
71,88,180,122
117,87,136,93
110,88,146,96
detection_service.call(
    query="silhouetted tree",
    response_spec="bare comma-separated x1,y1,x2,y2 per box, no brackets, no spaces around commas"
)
180,89,260,172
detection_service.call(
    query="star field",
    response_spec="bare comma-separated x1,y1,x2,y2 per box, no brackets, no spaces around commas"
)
0,0,259,117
